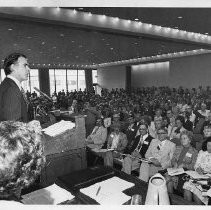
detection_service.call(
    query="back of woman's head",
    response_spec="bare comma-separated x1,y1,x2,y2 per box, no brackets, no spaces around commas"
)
0,120,45,198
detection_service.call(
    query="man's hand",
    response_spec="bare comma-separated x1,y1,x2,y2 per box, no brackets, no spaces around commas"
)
196,166,204,174
150,157,161,167
131,150,141,159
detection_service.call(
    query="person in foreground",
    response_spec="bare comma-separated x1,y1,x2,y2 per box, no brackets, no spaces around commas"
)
183,137,211,205
139,127,176,182
0,120,45,204
165,130,198,193
0,52,30,122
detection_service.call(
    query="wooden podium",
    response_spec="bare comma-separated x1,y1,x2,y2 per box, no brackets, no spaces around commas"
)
40,115,87,187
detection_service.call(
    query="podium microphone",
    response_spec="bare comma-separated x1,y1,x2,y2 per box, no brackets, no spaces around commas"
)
34,87,52,101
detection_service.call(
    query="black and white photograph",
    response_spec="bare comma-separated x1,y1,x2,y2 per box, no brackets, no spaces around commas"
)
0,0,211,208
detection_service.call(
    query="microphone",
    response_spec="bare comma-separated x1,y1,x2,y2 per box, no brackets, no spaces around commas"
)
34,87,52,102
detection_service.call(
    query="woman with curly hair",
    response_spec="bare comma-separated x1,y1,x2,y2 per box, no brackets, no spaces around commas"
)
165,130,198,194
0,120,45,203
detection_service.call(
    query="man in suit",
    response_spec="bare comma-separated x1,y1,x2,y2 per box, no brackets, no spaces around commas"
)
124,113,139,147
122,123,153,174
139,127,176,182
0,53,30,122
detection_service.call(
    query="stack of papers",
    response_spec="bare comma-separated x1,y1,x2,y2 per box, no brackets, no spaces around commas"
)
185,171,210,179
91,148,114,153
21,184,74,205
80,176,134,204
42,120,75,137
167,168,185,176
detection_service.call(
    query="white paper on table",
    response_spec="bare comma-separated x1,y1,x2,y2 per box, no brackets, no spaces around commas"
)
167,168,185,176
80,176,134,204
95,192,131,205
185,170,210,179
42,120,75,137
91,148,114,153
21,184,74,205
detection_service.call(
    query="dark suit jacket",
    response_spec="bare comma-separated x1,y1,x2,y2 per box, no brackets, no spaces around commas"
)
126,134,153,157
125,123,139,146
0,77,28,122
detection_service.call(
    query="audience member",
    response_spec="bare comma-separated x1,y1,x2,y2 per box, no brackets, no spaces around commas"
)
183,137,211,205
122,123,153,175
139,127,176,182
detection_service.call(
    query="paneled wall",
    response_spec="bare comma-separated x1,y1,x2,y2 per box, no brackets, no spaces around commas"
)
97,65,126,90
131,53,211,88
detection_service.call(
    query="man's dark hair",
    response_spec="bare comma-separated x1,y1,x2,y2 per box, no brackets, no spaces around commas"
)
3,52,26,75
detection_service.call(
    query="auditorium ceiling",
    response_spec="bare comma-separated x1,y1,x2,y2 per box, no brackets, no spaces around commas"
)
0,7,210,69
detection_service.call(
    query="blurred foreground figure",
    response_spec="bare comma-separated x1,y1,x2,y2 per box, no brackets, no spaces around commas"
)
0,120,45,203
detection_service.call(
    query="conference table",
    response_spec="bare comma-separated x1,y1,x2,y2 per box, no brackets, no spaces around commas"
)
56,165,195,205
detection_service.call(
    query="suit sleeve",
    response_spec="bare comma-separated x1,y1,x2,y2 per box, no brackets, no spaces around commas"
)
118,134,128,152
2,87,22,121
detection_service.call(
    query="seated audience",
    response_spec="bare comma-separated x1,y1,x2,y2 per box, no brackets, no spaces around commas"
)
139,127,176,182
122,123,153,174
85,118,107,149
0,120,45,203
165,130,198,193
183,137,211,205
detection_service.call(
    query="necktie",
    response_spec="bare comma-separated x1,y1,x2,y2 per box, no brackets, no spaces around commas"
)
21,87,29,109
136,135,143,152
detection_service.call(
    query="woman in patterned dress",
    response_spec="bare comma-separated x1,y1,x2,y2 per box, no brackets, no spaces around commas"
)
183,137,211,205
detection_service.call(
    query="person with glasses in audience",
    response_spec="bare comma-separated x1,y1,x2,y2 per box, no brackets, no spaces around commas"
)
139,127,176,182
122,123,153,175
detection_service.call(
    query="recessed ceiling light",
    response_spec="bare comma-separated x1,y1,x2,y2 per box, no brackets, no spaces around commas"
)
8,28,13,31
174,26,179,29
134,18,139,21
177,16,183,19
110,48,113,50
41,42,45,45
205,33,209,35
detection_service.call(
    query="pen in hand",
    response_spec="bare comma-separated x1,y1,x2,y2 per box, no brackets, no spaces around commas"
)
96,186,101,196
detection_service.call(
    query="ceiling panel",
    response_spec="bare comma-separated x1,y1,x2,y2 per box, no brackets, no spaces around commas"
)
0,7,210,69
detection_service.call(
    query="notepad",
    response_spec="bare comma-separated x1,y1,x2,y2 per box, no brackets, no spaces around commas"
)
42,120,75,137
80,176,134,204
21,184,74,205
167,168,185,176
185,170,210,179
91,148,114,153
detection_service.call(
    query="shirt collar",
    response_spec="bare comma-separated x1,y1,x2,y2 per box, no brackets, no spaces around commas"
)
7,75,22,91
142,133,148,140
